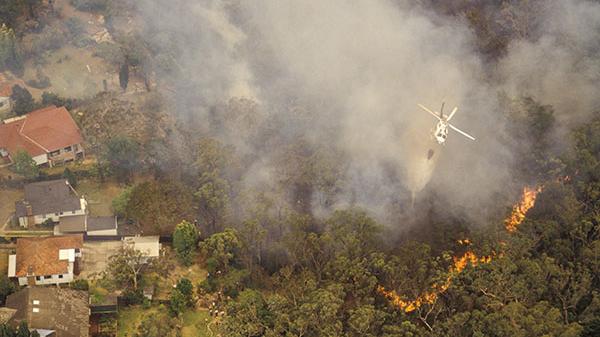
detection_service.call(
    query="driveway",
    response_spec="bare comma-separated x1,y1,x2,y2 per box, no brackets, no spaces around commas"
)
80,240,122,279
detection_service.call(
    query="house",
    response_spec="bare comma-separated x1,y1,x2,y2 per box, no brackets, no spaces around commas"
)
5,287,89,337
15,179,87,228
8,235,83,286
54,215,118,236
0,105,84,167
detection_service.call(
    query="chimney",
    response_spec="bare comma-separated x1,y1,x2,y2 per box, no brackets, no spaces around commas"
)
25,201,32,216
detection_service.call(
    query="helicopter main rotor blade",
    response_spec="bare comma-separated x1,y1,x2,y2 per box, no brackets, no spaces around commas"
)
440,102,445,118
447,107,458,121
418,104,443,121
449,123,476,141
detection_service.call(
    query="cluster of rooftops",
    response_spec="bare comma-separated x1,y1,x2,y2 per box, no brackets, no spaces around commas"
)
0,86,159,336
1,177,160,336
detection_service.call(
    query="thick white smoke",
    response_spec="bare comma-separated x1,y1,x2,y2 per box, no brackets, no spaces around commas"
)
136,0,600,224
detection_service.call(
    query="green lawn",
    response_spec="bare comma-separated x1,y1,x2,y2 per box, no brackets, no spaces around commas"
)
117,306,215,337
117,306,157,337
182,309,214,337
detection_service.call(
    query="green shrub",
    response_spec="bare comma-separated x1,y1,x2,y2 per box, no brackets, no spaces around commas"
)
71,279,89,291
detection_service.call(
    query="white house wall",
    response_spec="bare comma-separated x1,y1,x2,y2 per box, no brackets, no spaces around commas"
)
29,209,86,226
17,273,73,286
32,154,48,166
87,228,118,236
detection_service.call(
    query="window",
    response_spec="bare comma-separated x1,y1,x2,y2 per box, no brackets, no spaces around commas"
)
49,150,60,156
64,146,72,152
35,276,41,281
72,211,76,214
0,101,4,107
59,212,63,215
58,274,63,279
32,308,39,313
55,213,59,216
33,300,39,305
45,275,51,279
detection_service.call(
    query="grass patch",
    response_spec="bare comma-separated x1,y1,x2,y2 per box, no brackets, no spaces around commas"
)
117,305,158,337
182,309,213,337
90,284,109,305
0,188,22,227
77,179,123,216
153,247,208,300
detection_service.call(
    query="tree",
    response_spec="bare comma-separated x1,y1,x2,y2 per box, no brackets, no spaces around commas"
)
124,180,195,235
196,174,230,234
200,228,242,274
16,322,28,337
111,186,132,218
135,309,179,337
41,92,74,110
176,277,194,305
0,276,15,305
0,323,15,337
168,278,194,314
172,220,199,266
10,85,35,116
70,279,89,291
0,24,21,73
222,289,272,337
169,288,186,316
194,138,235,234
101,136,139,183
11,150,39,179
62,167,77,188
119,62,129,92
107,246,146,290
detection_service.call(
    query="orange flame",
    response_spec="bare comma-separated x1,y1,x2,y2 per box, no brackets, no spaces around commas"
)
505,186,542,232
380,184,540,313
378,250,492,312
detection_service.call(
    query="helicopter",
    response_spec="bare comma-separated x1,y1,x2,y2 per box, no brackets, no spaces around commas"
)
417,102,475,144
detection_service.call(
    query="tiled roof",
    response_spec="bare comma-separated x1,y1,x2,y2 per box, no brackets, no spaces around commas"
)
6,287,89,337
14,235,83,277
0,105,83,157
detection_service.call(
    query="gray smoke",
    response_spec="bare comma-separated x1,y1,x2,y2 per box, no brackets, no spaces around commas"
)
135,0,600,225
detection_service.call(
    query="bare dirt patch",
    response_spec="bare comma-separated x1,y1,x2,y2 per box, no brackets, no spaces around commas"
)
23,45,117,99
0,188,23,228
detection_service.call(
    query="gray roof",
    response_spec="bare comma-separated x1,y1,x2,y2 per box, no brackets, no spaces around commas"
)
6,287,89,337
15,179,81,218
56,215,87,233
87,216,117,231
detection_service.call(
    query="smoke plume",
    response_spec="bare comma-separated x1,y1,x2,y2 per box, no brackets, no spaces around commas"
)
135,0,600,225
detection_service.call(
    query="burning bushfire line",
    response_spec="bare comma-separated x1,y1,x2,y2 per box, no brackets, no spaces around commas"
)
379,185,543,313
505,186,543,232
377,249,493,313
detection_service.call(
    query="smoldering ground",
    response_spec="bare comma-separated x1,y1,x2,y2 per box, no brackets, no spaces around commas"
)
135,0,600,226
